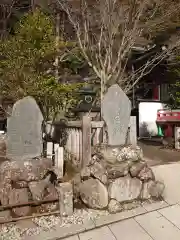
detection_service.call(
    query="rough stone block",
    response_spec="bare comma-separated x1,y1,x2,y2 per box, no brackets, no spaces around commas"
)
108,176,142,202
56,182,73,217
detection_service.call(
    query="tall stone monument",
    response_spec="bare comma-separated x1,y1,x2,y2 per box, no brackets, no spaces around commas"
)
102,84,131,146
7,96,44,161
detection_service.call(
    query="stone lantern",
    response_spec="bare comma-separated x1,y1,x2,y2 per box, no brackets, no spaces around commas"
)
72,85,100,120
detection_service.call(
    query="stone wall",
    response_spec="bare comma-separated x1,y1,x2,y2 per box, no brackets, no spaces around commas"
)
0,157,60,221
0,144,165,222
76,145,165,213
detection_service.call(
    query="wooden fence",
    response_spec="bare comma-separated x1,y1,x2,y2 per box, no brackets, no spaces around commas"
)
45,115,137,172
46,116,104,169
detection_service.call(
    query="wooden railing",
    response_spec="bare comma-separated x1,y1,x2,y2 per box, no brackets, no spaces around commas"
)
45,116,137,173
46,116,104,170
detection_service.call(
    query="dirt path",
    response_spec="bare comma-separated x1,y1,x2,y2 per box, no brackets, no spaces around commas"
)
139,140,180,167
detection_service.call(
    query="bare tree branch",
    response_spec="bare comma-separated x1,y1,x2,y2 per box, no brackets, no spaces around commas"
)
57,0,180,96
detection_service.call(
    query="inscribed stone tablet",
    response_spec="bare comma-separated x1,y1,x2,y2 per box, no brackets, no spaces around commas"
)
7,96,43,161
102,84,131,145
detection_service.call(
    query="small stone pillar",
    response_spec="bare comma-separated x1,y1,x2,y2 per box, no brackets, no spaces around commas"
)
175,127,180,149
56,182,73,217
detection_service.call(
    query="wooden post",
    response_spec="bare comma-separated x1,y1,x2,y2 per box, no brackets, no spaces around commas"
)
130,116,137,147
127,116,137,147
82,115,91,168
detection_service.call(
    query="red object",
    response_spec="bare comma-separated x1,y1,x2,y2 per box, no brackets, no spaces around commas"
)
153,86,160,100
156,109,180,123
164,125,173,138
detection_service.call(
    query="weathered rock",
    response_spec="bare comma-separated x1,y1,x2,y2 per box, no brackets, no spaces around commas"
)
9,188,30,216
90,162,108,184
39,184,59,212
107,162,129,179
79,179,108,209
0,181,12,205
45,183,58,200
116,146,143,162
23,158,53,181
101,84,131,145
140,181,154,200
56,182,73,216
7,96,43,161
89,152,102,166
99,145,143,165
0,135,6,156
0,210,12,223
28,175,50,201
108,176,142,202
0,161,19,183
0,158,52,182
100,146,119,164
138,167,155,182
149,181,165,198
108,199,123,214
130,162,147,177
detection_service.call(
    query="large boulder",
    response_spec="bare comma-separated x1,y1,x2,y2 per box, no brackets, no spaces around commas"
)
149,181,165,198
140,181,154,200
116,146,143,163
107,162,129,179
28,175,51,201
96,145,143,164
108,176,142,202
98,146,119,164
79,179,108,209
89,162,107,184
141,180,165,199
138,167,155,182
0,158,52,182
81,161,108,184
130,162,147,177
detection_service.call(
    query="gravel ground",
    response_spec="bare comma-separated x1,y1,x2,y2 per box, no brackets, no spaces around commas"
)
0,208,110,240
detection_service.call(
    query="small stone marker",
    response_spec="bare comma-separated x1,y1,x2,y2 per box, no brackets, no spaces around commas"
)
175,127,180,149
56,182,73,216
102,84,131,146
7,96,44,161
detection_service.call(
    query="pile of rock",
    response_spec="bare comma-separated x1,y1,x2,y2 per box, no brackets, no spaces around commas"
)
75,145,165,213
0,158,62,222
0,145,165,222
